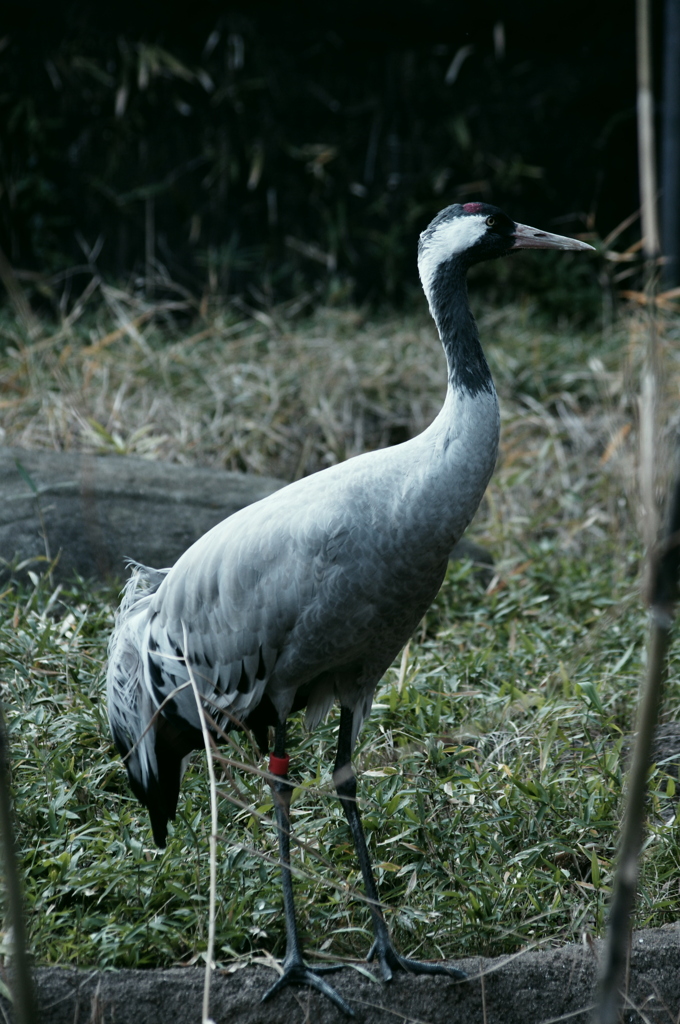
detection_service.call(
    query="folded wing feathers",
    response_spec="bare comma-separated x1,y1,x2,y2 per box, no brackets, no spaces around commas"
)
144,606,281,735
107,564,170,797
109,501,371,804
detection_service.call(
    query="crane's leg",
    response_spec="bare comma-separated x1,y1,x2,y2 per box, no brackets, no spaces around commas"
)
333,705,466,982
261,720,355,1018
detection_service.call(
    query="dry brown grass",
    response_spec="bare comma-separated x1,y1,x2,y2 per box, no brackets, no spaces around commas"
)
2,288,680,556
3,289,680,566
1,296,446,480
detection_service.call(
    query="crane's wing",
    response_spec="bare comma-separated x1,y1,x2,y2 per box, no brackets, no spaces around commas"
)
140,471,403,736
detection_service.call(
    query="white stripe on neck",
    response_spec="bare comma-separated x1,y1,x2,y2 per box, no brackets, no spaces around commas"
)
418,214,487,312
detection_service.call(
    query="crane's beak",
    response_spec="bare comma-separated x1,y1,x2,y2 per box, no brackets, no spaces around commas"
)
512,223,595,252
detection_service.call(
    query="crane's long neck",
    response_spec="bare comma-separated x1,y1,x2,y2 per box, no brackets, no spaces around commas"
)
427,257,494,396
401,256,499,552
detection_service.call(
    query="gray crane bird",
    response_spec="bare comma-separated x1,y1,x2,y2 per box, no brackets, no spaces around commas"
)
107,203,593,1015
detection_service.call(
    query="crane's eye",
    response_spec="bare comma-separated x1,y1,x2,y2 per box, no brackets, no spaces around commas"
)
486,216,496,227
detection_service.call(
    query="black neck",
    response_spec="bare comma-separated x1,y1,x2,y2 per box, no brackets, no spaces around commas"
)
429,257,493,397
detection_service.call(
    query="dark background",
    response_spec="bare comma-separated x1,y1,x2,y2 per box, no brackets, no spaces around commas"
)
0,0,660,314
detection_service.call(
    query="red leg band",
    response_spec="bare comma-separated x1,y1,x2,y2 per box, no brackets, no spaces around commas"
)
269,753,290,776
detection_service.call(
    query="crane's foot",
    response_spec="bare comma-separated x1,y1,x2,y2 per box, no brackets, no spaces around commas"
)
262,961,356,1018
367,937,467,982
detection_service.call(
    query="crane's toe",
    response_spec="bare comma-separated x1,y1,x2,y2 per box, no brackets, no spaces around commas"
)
367,939,467,982
262,962,356,1018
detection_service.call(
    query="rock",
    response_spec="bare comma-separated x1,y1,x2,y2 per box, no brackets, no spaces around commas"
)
2,926,679,1023
449,536,495,585
0,448,285,583
449,537,493,566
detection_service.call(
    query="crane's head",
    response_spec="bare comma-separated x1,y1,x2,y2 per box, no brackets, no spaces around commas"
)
418,202,594,306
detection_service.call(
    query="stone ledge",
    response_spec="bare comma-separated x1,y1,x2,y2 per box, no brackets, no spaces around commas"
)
1,926,678,1023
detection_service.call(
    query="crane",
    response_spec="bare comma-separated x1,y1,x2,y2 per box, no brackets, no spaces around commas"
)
107,203,593,1015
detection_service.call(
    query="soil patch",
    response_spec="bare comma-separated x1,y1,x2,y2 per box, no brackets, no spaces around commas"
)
3,926,679,1023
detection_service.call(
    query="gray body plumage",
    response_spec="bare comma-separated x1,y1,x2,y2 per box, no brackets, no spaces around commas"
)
108,383,499,801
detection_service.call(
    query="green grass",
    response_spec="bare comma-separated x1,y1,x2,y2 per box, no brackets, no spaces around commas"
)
2,294,680,971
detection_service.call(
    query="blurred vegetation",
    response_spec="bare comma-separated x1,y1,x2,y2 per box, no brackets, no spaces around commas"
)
0,0,639,316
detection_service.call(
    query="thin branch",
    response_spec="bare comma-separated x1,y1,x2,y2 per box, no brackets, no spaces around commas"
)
594,476,680,1024
636,0,661,552
182,624,217,1024
636,0,660,259
0,704,38,1024
593,7,673,1021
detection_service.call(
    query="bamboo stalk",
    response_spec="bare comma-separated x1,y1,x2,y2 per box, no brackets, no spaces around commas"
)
636,0,660,260
595,477,680,1024
593,5,670,1020
0,704,38,1024
636,0,661,551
